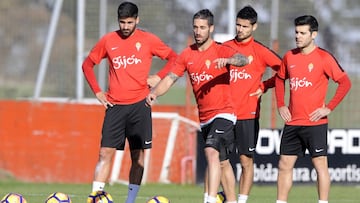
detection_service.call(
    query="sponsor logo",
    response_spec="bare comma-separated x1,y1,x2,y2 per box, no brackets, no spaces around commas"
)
289,77,312,91
111,47,118,51
112,55,142,69
190,71,214,85
230,69,252,82
144,140,152,145
290,64,296,68
248,147,256,152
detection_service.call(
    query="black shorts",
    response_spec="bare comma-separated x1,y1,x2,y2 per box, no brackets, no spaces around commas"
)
234,118,259,156
280,124,328,157
101,99,152,150
200,118,235,161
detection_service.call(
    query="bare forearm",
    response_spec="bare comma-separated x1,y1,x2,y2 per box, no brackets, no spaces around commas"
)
151,72,179,96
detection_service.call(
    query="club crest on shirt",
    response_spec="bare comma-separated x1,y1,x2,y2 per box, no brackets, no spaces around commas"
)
205,59,211,69
248,55,253,64
135,42,141,51
308,63,314,72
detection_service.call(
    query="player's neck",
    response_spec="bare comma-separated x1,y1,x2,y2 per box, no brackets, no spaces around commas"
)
300,43,316,54
197,39,213,51
236,35,252,43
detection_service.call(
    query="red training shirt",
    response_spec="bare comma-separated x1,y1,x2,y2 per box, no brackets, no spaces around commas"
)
171,41,237,123
224,37,281,119
83,29,176,104
276,47,348,126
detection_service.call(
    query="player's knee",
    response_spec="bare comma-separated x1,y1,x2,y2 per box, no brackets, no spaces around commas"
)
220,159,231,168
130,150,145,167
98,148,115,162
240,155,254,168
205,147,220,162
278,158,293,171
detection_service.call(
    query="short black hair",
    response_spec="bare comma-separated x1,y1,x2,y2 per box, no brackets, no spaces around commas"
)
193,9,214,26
117,1,138,20
294,15,319,32
236,6,257,25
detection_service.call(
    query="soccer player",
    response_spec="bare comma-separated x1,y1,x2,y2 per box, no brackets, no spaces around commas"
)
146,9,248,203
275,15,351,203
82,2,177,203
219,5,282,203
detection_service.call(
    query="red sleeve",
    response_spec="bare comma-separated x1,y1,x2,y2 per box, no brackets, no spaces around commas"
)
171,49,188,78
260,44,281,72
258,45,281,93
275,75,286,108
82,56,102,94
326,74,351,110
261,74,277,93
156,50,177,79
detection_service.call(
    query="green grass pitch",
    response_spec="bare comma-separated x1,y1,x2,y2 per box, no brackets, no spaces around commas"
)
1,180,359,203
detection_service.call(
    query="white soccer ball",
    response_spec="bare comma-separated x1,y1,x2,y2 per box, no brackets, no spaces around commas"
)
45,192,71,203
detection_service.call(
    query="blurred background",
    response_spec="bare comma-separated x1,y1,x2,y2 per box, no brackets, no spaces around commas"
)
0,0,358,128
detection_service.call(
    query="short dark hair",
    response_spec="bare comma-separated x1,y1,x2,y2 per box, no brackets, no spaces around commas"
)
236,6,257,25
193,9,214,26
294,15,319,32
117,1,138,20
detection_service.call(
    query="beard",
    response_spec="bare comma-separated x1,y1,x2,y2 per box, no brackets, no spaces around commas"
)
119,27,136,38
194,34,210,47
296,40,311,49
236,32,251,42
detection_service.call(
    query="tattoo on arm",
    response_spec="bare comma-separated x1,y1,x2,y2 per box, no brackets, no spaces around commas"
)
168,72,179,82
229,53,249,67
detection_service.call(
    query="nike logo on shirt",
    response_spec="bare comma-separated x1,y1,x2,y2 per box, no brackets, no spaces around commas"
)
215,129,225,134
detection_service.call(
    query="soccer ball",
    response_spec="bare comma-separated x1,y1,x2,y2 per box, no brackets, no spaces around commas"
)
45,192,71,203
146,195,170,203
87,191,113,203
216,191,226,203
1,193,27,203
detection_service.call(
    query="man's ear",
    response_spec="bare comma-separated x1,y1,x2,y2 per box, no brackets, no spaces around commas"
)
311,31,318,40
252,23,258,32
209,24,214,33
